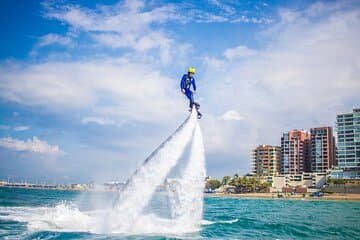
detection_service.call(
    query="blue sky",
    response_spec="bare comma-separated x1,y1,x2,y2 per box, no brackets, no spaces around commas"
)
0,0,359,184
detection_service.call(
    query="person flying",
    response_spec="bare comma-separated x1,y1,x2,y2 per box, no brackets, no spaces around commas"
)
180,67,202,118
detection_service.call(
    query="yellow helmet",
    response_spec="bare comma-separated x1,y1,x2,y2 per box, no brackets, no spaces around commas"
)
188,67,196,74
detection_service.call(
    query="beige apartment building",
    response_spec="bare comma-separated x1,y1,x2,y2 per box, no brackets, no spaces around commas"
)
251,145,281,176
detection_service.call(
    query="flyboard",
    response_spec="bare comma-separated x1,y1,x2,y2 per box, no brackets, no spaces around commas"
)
192,102,202,119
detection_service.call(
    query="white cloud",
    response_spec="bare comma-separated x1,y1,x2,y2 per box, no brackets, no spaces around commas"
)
173,0,273,24
224,45,257,60
188,9,229,23
37,33,73,47
0,125,30,131
14,126,30,131
81,117,116,126
42,0,271,58
277,8,301,23
202,114,256,154
0,59,183,123
43,1,180,63
0,136,63,155
208,0,236,15
203,56,227,71
185,8,272,24
92,33,135,49
45,1,179,33
201,2,360,155
221,110,243,121
231,15,272,24
305,1,348,17
93,31,172,63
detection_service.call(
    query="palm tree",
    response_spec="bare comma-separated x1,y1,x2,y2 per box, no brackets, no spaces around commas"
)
222,176,231,185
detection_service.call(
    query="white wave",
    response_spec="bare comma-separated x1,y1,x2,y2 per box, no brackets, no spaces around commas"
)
201,219,239,225
0,203,95,232
220,218,239,224
201,220,216,225
0,202,202,234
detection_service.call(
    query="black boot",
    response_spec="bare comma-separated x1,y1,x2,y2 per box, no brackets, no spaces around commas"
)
189,102,194,112
193,102,200,110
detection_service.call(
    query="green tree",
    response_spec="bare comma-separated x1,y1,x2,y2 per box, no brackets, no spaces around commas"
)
327,177,333,184
222,176,231,185
206,179,221,190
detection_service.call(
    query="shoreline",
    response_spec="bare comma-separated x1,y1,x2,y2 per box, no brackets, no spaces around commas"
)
2,186,360,201
205,192,360,201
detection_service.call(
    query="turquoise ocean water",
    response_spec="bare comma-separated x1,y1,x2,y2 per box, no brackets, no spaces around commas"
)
0,187,359,239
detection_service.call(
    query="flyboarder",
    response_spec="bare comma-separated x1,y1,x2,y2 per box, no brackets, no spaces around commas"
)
180,67,202,119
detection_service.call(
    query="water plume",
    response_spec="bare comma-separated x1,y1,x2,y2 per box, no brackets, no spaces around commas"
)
0,108,207,236
107,109,198,233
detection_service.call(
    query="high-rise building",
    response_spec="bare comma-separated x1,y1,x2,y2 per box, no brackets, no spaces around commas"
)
251,145,281,176
281,130,311,174
310,127,336,173
336,107,360,174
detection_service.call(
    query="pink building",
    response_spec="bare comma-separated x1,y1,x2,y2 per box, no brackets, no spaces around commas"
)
281,130,311,174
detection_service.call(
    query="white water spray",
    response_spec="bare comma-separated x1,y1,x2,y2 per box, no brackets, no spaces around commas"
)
168,122,206,226
0,109,207,236
107,109,199,233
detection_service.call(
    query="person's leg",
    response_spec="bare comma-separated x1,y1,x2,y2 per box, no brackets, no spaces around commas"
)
185,90,194,108
185,90,201,118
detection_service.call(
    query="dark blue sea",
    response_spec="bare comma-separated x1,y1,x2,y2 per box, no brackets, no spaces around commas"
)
0,187,359,239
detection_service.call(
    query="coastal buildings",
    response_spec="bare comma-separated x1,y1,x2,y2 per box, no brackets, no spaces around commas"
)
281,130,311,174
253,127,336,176
336,107,360,178
270,172,327,193
248,106,359,190
310,127,336,173
328,168,360,179
251,145,281,176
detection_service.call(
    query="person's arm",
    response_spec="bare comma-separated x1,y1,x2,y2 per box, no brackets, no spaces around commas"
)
180,75,186,93
192,77,197,92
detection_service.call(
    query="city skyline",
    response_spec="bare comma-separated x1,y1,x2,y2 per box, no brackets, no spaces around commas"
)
251,107,359,179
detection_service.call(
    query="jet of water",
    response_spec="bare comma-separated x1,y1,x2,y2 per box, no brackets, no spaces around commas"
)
168,122,206,227
108,109,198,233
